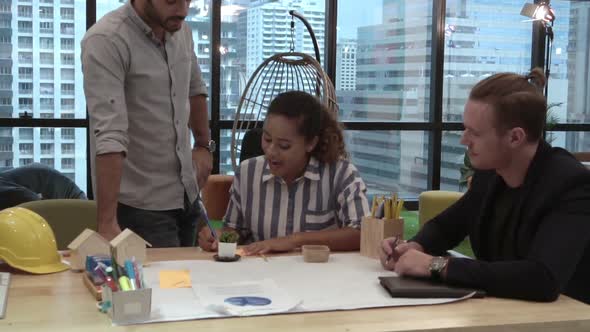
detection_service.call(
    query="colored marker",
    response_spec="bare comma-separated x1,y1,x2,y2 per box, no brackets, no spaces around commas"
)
124,260,137,290
118,276,131,291
132,258,141,289
104,267,119,291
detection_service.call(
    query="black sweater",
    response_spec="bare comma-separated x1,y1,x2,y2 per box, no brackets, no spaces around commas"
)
413,141,590,304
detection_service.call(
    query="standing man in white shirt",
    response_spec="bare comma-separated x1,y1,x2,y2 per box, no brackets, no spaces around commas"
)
82,0,213,247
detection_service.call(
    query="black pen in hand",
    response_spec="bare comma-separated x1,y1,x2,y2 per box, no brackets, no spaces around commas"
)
385,237,400,265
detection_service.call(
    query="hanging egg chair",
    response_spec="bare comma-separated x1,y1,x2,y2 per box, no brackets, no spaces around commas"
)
230,11,337,171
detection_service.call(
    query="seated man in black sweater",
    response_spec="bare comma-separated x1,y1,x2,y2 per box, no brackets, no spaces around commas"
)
0,163,86,210
380,68,590,304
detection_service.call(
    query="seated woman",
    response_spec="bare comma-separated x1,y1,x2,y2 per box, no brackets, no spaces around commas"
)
199,91,370,254
380,68,590,304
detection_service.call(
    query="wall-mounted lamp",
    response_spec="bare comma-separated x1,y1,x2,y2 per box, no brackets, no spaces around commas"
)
520,2,556,97
520,2,556,25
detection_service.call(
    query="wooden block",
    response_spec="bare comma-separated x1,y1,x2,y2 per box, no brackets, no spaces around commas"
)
360,216,404,259
102,285,152,325
82,272,102,301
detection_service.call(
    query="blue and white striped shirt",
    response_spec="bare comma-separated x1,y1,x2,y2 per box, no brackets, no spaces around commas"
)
224,156,371,241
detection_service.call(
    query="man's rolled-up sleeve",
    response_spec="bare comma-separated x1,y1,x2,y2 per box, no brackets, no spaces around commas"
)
81,34,129,155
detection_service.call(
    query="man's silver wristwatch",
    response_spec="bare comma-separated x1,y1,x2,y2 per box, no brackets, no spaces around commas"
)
195,139,216,153
429,256,448,280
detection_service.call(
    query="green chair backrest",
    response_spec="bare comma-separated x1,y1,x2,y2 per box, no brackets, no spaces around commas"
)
18,199,97,250
418,191,464,229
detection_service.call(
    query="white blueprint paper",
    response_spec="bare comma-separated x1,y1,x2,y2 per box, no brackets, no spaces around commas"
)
137,253,473,324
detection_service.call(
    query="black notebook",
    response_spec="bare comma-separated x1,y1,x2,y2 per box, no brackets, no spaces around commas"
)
379,276,486,299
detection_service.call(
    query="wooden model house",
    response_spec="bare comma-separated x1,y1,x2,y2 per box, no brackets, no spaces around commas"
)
67,229,111,271
110,228,152,266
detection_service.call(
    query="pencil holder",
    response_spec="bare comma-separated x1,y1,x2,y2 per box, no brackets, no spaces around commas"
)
360,216,404,259
101,285,152,325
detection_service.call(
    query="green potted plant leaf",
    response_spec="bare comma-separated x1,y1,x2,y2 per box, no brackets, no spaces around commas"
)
218,231,239,258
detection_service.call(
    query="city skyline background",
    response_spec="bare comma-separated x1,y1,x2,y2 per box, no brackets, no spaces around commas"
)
1,0,588,199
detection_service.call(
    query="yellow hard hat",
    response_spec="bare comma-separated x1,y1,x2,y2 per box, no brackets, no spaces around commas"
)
0,207,69,274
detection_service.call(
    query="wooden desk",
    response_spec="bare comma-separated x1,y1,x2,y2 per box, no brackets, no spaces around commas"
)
2,248,590,332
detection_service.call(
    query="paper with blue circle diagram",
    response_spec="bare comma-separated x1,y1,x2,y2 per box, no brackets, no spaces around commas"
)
194,279,301,316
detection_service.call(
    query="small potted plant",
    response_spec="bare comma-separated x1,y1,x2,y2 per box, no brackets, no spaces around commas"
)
218,231,239,258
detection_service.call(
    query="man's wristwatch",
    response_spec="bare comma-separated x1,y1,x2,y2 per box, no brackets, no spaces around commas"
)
195,139,216,153
429,256,449,280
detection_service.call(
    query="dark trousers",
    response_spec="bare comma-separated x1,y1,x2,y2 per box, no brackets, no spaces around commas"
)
117,195,201,248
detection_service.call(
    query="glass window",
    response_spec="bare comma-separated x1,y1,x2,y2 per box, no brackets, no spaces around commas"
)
61,158,75,169
440,130,469,192
61,83,75,95
40,53,54,65
18,6,32,18
39,7,53,19
40,37,54,49
41,143,54,154
219,0,323,174
61,53,75,65
443,1,532,122
61,23,74,35
337,1,430,123
40,84,54,95
39,21,54,34
20,158,33,166
61,98,75,110
18,82,33,94
18,21,33,33
40,128,55,139
60,8,74,20
4,2,85,121
1,127,87,192
0,19,9,29
61,68,75,80
346,130,428,198
40,158,54,167
546,1,590,135
19,128,33,140
61,143,75,154
60,38,74,50
19,143,33,154
19,98,33,110
40,97,54,110
40,68,54,80
18,67,33,79
18,52,32,64
61,128,75,139
18,36,32,48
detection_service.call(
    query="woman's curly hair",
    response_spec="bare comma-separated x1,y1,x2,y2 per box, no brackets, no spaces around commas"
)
267,91,347,163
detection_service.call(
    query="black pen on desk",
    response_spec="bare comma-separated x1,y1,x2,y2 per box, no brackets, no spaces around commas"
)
385,237,400,265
